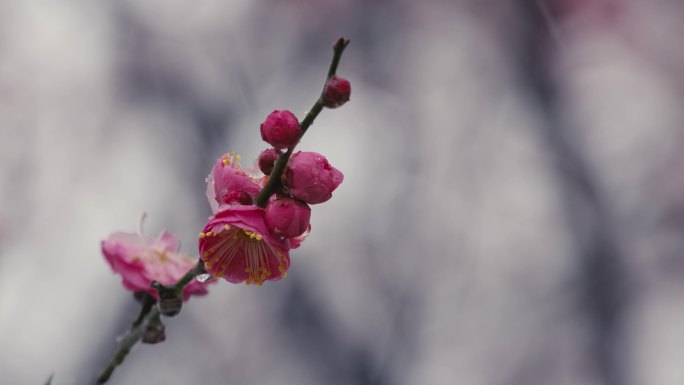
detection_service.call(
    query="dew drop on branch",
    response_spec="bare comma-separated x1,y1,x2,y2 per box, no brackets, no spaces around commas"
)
195,273,212,283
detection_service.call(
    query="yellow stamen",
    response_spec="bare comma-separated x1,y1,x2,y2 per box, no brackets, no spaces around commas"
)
203,224,286,287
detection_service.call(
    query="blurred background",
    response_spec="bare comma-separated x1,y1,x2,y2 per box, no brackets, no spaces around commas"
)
1,0,684,384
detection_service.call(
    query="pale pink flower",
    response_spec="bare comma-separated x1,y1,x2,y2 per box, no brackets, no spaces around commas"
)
283,151,344,204
199,205,290,285
264,198,311,239
102,226,211,301
206,152,262,213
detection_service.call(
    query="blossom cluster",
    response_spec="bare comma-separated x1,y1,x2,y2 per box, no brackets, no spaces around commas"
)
95,39,350,385
102,61,350,296
200,110,345,286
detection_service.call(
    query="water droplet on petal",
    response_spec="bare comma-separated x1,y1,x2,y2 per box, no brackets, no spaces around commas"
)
195,273,212,283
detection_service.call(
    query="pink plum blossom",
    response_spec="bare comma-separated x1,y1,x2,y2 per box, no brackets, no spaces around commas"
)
260,110,301,151
206,152,262,213
199,205,290,285
265,198,311,239
283,151,344,204
102,229,211,301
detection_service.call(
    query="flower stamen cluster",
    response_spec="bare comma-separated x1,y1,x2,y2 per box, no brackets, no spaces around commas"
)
200,224,288,285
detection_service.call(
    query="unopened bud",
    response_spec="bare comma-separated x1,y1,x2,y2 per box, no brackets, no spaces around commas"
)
322,76,351,108
283,151,344,204
265,198,311,238
258,148,278,175
260,110,301,151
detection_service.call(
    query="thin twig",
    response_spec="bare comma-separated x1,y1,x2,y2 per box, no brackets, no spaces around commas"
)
131,293,155,328
95,307,160,384
255,37,350,207
173,259,206,297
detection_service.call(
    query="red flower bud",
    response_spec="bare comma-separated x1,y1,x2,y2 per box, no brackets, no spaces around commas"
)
283,151,343,204
260,110,301,150
322,76,351,108
258,148,278,175
265,198,311,239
